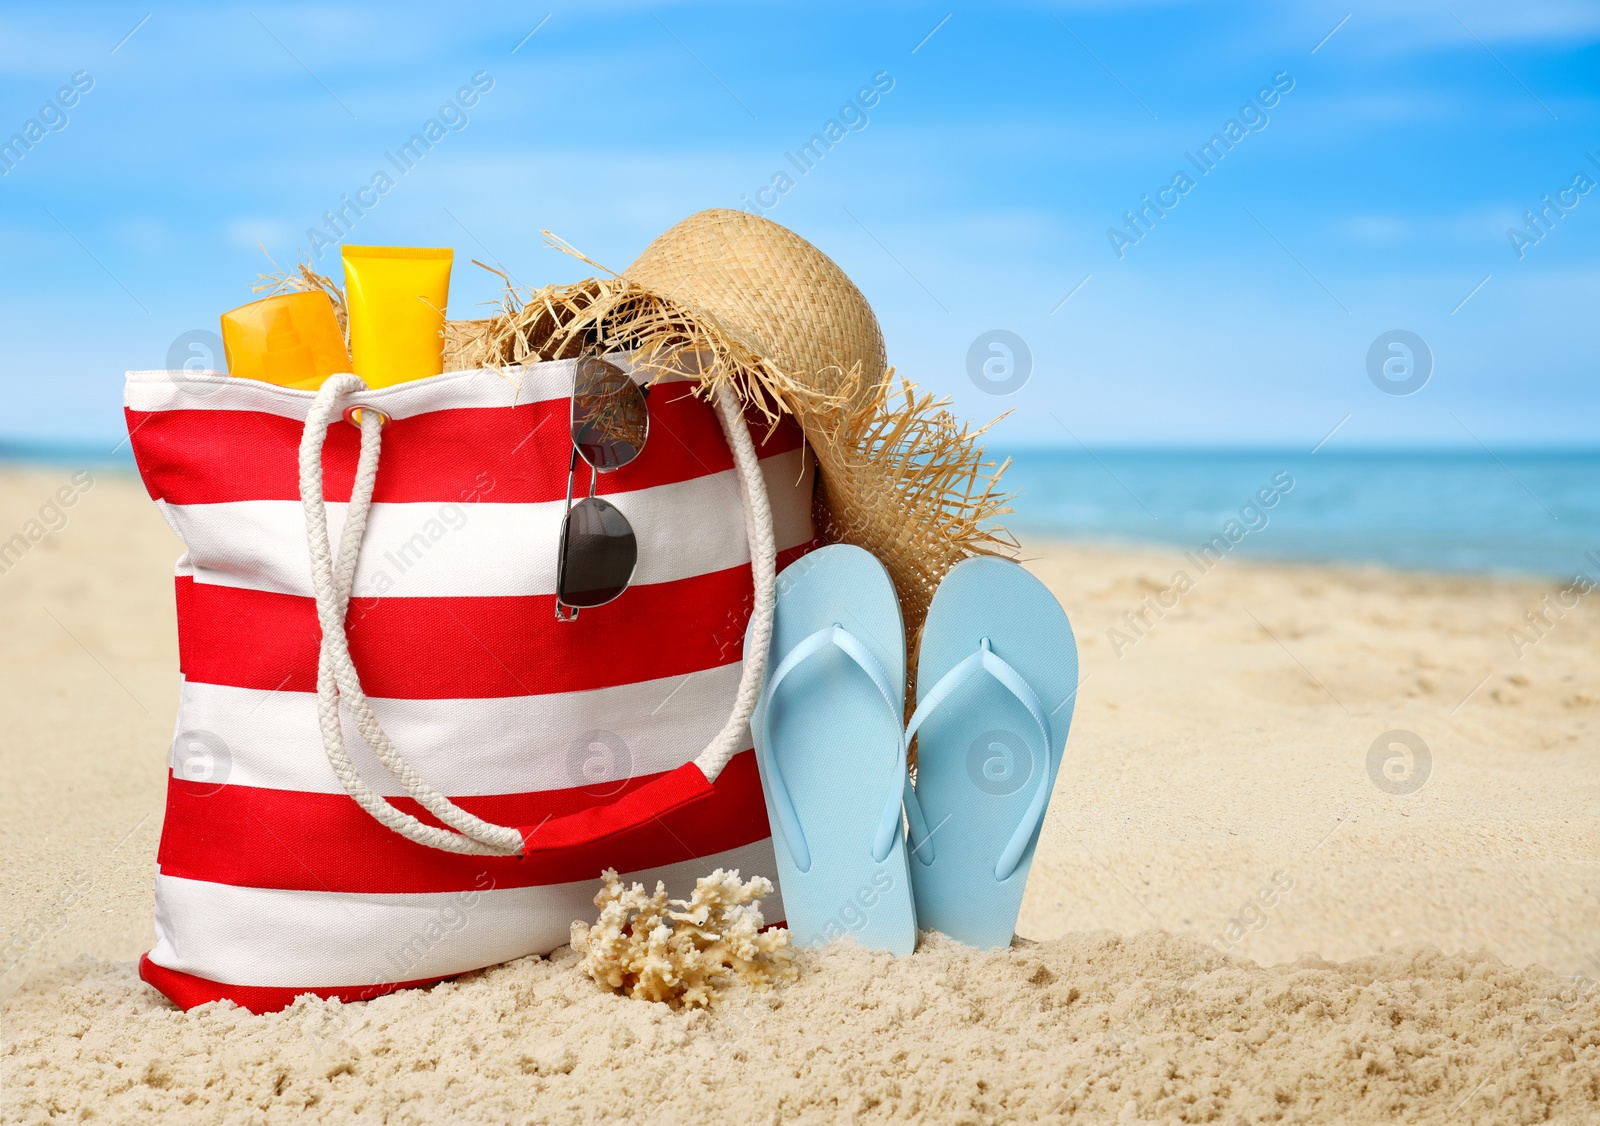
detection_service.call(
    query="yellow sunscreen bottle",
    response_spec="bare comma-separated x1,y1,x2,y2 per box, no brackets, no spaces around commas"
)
341,245,453,388
219,290,351,390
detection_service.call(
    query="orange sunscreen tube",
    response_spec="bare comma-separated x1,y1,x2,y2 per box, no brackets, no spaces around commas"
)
219,290,351,390
341,245,453,388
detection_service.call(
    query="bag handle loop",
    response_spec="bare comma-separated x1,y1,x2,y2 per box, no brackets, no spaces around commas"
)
298,367,776,856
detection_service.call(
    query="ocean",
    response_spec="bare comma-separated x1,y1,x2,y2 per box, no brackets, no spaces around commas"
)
999,449,1600,581
5,442,1597,581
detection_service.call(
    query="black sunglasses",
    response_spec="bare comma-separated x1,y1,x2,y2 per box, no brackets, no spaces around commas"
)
555,355,650,621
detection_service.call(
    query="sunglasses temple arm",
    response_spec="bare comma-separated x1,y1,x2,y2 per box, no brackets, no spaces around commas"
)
564,444,580,510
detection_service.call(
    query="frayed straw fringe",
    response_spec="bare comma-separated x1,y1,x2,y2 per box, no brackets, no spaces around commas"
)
254,247,1017,684
801,376,1017,667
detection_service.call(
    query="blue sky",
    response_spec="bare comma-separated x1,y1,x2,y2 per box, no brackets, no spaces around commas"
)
1,1,1596,450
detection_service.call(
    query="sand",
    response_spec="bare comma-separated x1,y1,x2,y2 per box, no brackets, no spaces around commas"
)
7,934,1599,1124
2,464,1597,1123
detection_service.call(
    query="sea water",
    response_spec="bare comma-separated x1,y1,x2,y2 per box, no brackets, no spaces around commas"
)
1000,449,1600,580
6,442,1598,580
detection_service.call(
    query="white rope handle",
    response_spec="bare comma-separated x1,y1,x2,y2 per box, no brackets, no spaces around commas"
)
298,370,777,854
694,382,777,781
302,375,522,855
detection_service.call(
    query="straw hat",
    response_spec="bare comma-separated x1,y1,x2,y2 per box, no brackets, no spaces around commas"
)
443,209,1015,674
623,209,886,409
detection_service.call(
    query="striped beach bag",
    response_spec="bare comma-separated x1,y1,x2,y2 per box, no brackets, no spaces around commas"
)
124,357,811,1013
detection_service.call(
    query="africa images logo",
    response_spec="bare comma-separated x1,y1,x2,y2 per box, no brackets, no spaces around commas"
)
1107,71,1295,259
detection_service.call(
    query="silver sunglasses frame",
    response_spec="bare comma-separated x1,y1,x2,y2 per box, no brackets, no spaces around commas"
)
554,356,649,622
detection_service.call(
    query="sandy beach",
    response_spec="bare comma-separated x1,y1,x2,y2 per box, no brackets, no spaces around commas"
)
2,464,1597,1123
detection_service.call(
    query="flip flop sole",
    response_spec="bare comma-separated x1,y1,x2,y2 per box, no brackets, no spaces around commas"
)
910,557,1078,949
751,545,917,955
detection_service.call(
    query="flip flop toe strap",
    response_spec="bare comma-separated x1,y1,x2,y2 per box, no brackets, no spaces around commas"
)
757,624,908,874
905,638,1055,881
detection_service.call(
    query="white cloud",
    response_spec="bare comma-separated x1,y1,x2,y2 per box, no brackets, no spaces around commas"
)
225,217,291,252
1355,0,1600,46
1341,215,1412,244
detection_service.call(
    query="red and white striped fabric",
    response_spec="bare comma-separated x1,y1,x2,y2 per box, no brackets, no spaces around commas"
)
125,359,813,1013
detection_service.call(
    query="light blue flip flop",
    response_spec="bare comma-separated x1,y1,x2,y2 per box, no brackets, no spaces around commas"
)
904,557,1078,949
750,544,917,956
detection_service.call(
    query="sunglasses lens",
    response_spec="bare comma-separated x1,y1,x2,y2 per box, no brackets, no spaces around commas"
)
572,356,648,471
557,497,637,609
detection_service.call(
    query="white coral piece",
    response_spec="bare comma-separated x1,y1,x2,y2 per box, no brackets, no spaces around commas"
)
570,868,795,1008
